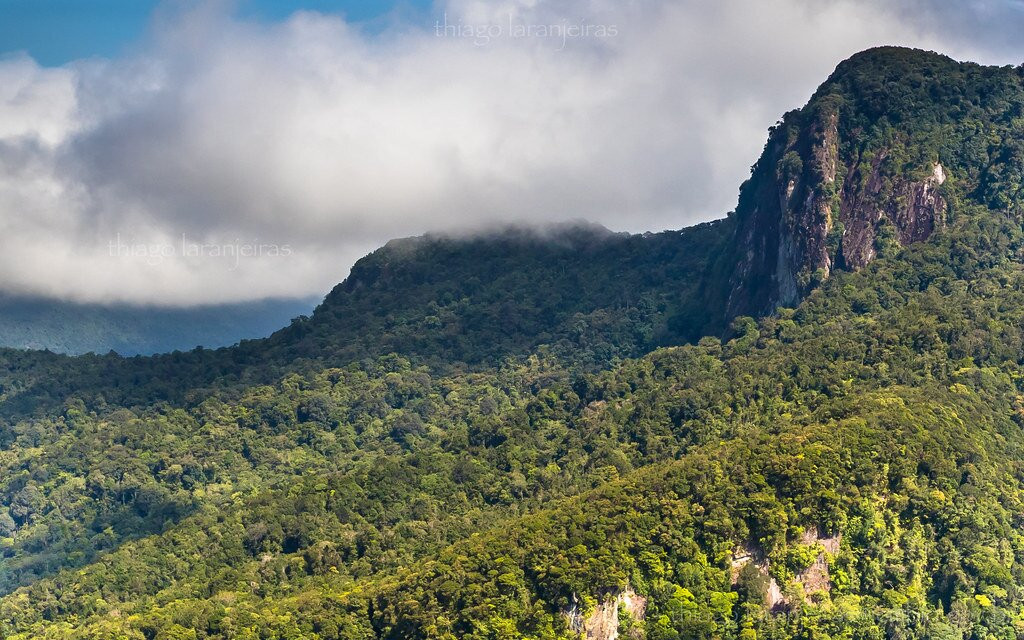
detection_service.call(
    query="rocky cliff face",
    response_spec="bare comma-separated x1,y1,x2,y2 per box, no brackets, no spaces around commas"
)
731,527,842,612
563,588,646,640
724,111,949,317
723,48,966,318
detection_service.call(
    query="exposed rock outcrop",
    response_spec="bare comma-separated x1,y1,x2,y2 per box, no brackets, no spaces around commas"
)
730,526,842,611
564,588,647,640
730,542,788,610
837,154,946,270
794,526,841,600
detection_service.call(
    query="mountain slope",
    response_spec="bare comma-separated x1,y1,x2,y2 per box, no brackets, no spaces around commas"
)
4,207,1024,640
280,221,729,366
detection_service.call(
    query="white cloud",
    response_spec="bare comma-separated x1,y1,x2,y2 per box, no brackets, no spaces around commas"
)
0,0,1021,304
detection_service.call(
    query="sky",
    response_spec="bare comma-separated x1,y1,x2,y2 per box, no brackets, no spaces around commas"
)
0,1,434,65
1,0,1024,306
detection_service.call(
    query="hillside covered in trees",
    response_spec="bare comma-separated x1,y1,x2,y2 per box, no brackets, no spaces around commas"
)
4,47,1024,640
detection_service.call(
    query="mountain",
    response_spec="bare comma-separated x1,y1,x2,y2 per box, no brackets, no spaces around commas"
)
0,294,317,355
723,47,1024,316
0,221,729,418
3,46,1024,640
280,221,728,366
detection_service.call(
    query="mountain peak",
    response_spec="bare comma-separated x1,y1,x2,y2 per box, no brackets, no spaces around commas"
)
722,46,1024,317
828,45,960,75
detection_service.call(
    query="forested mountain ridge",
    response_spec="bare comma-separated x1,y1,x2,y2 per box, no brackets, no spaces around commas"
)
4,46,1024,640
281,221,728,365
0,220,729,418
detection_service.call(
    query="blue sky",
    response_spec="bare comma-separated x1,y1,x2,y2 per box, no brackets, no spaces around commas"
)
0,0,433,66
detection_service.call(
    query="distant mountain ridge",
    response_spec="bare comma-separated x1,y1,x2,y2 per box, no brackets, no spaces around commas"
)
0,294,316,355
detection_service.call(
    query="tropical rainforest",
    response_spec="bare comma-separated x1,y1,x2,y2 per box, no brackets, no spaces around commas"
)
4,46,1024,640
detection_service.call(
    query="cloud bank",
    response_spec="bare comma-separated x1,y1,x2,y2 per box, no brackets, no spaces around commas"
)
1,0,1022,304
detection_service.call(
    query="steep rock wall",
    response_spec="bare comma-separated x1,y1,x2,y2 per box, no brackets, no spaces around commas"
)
722,49,958,319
